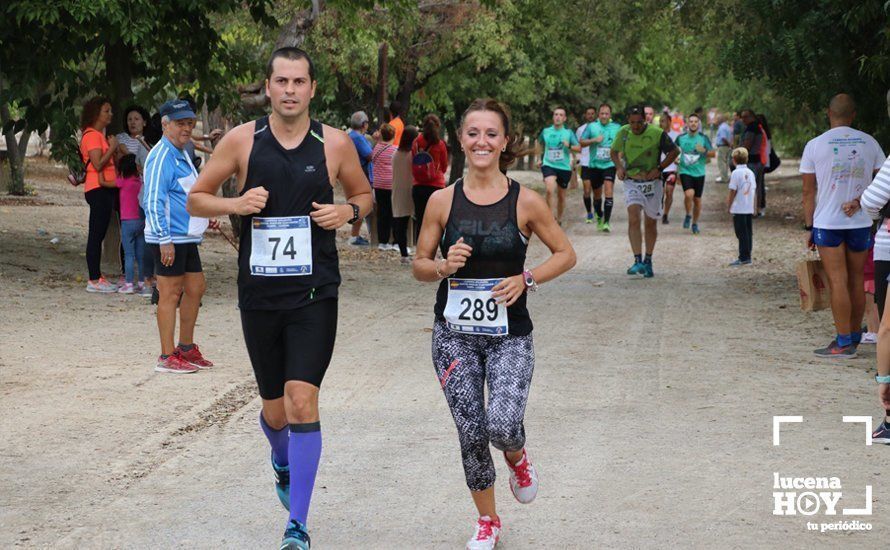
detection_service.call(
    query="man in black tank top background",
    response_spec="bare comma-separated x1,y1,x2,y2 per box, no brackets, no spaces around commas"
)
187,47,372,550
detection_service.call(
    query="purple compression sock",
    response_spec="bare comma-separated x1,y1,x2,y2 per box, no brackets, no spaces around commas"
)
289,422,322,525
260,412,289,466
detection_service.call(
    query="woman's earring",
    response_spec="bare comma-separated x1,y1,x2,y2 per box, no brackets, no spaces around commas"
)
502,147,507,152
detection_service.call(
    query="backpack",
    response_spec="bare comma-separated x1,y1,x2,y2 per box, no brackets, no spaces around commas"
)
412,141,438,184
67,128,98,187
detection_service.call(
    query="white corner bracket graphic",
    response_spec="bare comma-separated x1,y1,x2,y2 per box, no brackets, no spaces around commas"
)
843,485,873,515
773,416,803,446
842,416,874,446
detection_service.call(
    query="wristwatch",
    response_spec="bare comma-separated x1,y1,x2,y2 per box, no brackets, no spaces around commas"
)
346,203,360,224
523,269,538,293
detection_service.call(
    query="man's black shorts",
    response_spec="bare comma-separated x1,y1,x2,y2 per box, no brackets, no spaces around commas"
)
680,174,706,198
240,298,338,398
149,243,202,277
542,166,572,189
587,167,616,190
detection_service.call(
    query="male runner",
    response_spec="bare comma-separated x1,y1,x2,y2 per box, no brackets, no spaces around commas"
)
658,115,680,224
576,107,596,222
675,113,715,234
187,47,373,549
579,103,621,232
643,105,655,125
537,107,580,224
611,105,679,278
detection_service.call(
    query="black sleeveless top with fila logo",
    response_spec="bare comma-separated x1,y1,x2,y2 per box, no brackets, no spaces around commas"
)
433,179,532,335
237,117,340,310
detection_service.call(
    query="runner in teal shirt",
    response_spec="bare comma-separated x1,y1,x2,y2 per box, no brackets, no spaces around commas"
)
537,107,580,225
578,103,622,230
674,113,715,234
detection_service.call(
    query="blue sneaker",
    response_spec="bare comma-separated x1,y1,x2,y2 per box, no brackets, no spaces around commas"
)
872,421,890,444
280,519,311,550
272,453,290,511
642,262,654,278
729,259,752,267
682,215,691,229
586,212,594,224
691,223,700,235
349,236,370,246
626,262,646,276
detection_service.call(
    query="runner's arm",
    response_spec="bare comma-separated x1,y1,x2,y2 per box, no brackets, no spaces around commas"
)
726,189,737,211
310,129,373,229
520,188,576,285
413,189,468,282
188,127,265,217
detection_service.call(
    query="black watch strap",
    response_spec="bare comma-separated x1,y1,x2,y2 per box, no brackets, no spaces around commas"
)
347,203,360,224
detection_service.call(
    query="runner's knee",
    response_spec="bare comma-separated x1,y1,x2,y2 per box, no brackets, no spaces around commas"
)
487,421,524,453
284,383,319,423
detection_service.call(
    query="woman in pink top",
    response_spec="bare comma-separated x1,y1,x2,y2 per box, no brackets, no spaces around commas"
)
371,123,398,250
115,154,145,293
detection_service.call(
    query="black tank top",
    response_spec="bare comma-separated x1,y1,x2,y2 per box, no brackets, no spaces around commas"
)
237,117,340,310
433,179,532,335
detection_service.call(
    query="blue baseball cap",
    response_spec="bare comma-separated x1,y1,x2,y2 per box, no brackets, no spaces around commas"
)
159,99,197,121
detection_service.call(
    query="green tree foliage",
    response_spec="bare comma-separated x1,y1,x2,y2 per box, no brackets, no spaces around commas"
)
723,0,890,149
0,0,275,193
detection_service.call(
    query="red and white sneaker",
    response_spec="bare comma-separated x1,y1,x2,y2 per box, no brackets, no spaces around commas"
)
155,352,199,374
505,449,538,504
466,516,501,550
176,344,214,369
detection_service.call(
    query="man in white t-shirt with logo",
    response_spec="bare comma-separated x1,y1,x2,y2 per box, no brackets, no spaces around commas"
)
801,93,885,359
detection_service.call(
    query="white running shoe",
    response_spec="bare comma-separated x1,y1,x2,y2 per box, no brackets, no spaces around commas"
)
861,332,878,344
505,449,538,504
85,277,117,293
466,516,501,550
377,243,389,251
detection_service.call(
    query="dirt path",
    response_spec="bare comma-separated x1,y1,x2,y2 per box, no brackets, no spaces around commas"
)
1,159,886,548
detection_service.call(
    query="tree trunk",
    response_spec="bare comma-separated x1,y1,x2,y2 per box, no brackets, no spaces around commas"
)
104,39,135,135
0,102,26,195
376,42,388,125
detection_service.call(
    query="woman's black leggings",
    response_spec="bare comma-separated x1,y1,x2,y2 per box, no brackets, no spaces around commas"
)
875,260,890,320
432,321,534,491
85,187,115,281
392,216,410,257
375,188,393,245
412,185,438,242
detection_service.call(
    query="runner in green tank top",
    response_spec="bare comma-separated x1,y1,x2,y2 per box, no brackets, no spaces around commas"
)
579,103,621,232
675,113,715,234
611,105,679,278
536,107,580,225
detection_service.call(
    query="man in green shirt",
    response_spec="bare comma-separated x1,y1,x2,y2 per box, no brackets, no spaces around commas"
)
611,105,680,278
579,103,622,232
675,113,715,234
537,107,580,224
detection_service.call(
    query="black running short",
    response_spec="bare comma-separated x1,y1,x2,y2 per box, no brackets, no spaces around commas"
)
240,298,338,398
662,171,677,186
541,166,572,189
588,167,616,190
149,243,202,277
680,174,705,198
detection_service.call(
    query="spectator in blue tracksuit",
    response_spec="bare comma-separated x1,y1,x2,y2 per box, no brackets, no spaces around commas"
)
142,99,216,373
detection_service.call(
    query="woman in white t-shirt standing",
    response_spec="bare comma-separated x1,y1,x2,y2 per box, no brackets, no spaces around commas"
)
726,147,756,266
801,93,885,359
